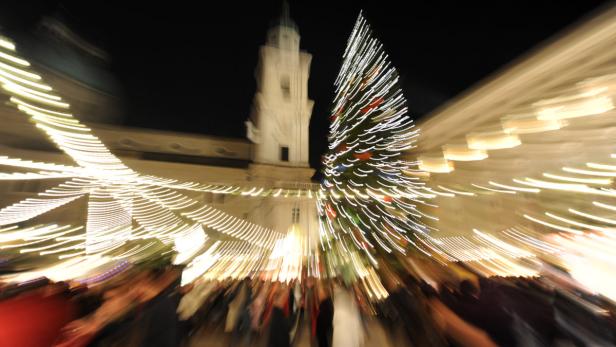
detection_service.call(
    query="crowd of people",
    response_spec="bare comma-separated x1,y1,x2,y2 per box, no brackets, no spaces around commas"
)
0,260,615,347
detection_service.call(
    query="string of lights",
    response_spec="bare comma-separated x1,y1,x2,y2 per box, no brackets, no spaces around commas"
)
0,33,289,283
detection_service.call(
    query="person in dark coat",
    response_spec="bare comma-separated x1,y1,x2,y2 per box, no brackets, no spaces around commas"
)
268,285,291,347
138,267,182,347
315,281,333,347
381,272,447,347
454,279,516,347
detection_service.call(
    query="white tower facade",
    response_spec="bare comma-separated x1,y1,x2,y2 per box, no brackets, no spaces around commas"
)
243,6,319,270
246,6,314,168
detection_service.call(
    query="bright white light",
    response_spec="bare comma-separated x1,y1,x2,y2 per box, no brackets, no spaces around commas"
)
173,224,207,264
0,37,16,51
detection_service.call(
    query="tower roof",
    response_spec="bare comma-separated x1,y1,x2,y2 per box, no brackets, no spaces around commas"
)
272,1,298,32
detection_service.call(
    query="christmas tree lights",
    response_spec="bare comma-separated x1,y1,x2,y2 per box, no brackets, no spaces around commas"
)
318,12,433,281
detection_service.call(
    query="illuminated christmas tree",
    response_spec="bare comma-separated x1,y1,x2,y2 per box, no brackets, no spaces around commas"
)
318,12,430,283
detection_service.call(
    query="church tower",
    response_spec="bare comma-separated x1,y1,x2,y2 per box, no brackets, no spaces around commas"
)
244,4,319,260
246,3,314,171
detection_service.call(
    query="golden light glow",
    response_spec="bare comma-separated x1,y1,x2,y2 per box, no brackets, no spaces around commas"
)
501,114,566,134
466,131,521,150
442,144,488,161
535,88,614,120
418,155,454,173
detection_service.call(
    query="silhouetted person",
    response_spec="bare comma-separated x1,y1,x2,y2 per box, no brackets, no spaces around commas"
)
456,279,516,347
316,281,333,347
268,286,291,347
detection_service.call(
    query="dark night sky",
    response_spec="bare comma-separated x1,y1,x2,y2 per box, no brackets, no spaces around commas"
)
0,0,612,169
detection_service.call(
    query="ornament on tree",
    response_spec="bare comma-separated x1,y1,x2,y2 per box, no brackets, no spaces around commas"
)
352,151,372,160
325,203,337,219
360,97,384,114
331,106,345,121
